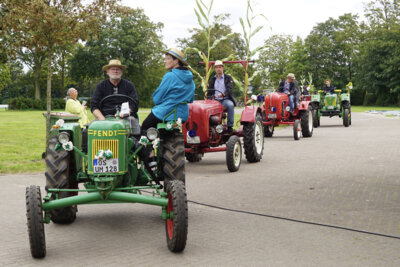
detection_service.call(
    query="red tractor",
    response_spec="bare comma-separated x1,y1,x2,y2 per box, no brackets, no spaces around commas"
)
183,61,264,172
262,92,313,140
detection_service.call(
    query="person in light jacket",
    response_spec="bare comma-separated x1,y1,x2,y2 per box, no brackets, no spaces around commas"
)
65,88,90,128
141,48,195,132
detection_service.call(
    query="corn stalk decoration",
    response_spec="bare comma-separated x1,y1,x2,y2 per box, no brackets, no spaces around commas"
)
185,0,234,96
306,72,316,93
239,0,269,103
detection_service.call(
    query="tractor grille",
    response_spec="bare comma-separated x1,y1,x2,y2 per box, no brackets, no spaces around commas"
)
91,139,119,160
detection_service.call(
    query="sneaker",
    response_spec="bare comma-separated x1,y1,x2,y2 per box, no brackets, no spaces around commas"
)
148,161,157,168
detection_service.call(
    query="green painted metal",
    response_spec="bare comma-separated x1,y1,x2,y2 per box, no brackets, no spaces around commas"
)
87,119,128,175
42,191,168,211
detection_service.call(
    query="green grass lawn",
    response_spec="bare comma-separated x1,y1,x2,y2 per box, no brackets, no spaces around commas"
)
0,105,398,174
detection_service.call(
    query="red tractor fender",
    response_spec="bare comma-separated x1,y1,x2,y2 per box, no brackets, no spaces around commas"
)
240,106,261,123
297,100,312,111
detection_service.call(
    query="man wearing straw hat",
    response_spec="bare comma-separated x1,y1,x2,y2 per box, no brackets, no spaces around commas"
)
91,59,139,120
207,60,237,133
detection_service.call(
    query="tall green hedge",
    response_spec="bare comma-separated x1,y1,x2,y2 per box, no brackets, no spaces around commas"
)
8,97,67,110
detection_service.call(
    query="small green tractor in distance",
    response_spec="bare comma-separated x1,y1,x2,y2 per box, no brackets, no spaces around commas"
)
26,95,188,258
311,82,352,127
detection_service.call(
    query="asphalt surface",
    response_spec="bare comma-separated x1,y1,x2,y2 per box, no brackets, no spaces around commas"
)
1,112,399,266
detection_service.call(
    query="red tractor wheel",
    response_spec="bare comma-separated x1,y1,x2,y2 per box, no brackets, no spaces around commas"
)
264,125,274,137
301,106,313,137
165,180,188,252
293,120,301,140
243,114,264,162
185,152,202,162
226,135,242,172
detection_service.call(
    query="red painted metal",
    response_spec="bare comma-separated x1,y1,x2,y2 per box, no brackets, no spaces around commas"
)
167,193,173,240
240,106,258,123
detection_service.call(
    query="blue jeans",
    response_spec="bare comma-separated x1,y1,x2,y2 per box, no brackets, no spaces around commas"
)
220,99,234,127
289,95,295,112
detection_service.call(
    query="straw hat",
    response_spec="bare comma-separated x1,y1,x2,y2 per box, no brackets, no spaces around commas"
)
102,59,127,71
163,48,187,65
287,73,295,79
214,60,224,66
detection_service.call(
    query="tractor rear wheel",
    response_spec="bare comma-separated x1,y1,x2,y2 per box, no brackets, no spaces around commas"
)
301,106,313,137
243,114,264,162
165,180,188,252
312,109,319,128
293,120,301,140
185,152,202,162
162,132,185,185
343,108,350,127
26,185,46,258
45,137,76,224
264,125,274,137
226,135,242,172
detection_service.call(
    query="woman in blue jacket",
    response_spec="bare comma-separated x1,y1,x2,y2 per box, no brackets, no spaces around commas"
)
142,48,195,132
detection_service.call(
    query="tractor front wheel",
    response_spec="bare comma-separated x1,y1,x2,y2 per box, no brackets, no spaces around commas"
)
185,152,202,162
26,185,46,258
45,137,76,224
301,106,313,137
243,114,264,162
165,180,188,252
162,132,185,185
293,120,301,140
264,125,274,137
343,108,350,127
226,135,242,172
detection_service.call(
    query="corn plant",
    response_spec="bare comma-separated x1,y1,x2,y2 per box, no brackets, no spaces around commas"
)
239,0,269,102
185,0,234,96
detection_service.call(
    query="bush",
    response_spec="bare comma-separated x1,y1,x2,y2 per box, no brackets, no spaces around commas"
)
8,97,66,110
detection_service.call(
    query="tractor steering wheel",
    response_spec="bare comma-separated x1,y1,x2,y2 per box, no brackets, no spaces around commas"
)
207,89,225,100
99,94,136,116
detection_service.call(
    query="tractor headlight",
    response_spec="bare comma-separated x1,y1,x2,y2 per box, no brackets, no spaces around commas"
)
58,132,70,145
146,127,159,141
216,125,224,133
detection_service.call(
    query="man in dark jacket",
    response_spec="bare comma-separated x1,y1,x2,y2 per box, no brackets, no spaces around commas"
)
91,59,139,120
91,59,140,134
278,73,299,112
323,79,335,94
207,60,237,133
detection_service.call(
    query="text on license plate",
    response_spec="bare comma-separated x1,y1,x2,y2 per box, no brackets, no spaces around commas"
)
268,113,277,119
93,158,119,173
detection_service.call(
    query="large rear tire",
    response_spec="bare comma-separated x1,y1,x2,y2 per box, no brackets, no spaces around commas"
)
45,137,76,224
185,152,202,162
26,185,46,258
162,132,185,185
343,108,350,127
264,125,274,137
226,135,242,172
312,109,319,128
301,106,313,137
165,180,188,252
243,114,264,162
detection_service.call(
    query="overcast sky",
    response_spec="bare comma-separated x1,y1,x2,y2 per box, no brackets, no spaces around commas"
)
123,0,366,49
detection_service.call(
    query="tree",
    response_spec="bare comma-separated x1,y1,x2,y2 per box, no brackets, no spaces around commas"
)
305,13,361,89
258,34,294,88
0,63,11,93
0,0,118,145
355,0,400,105
69,7,165,107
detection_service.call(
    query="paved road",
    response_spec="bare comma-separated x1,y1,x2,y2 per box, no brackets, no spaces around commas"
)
1,112,400,266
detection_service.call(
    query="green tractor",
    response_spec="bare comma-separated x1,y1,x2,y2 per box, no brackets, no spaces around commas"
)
26,95,188,258
311,82,352,127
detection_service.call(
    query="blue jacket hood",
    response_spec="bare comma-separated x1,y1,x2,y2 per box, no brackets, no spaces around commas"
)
170,68,194,84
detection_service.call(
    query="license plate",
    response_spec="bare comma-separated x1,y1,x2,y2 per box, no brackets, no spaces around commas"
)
268,113,277,119
93,158,119,173
187,136,200,144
